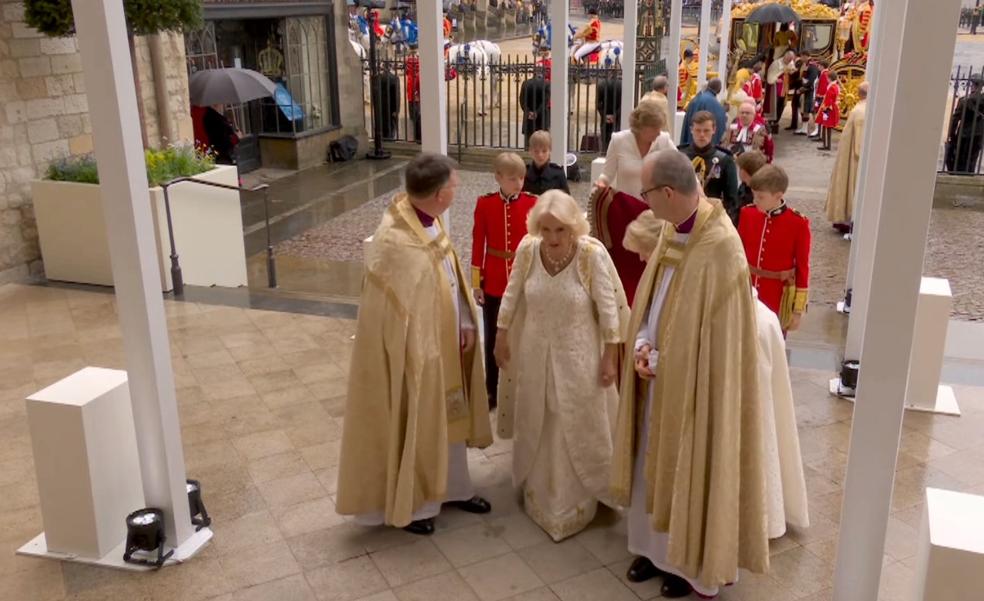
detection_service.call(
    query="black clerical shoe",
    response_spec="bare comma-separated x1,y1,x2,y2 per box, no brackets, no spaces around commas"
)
660,573,695,598
626,556,665,583
403,518,435,536
445,496,492,514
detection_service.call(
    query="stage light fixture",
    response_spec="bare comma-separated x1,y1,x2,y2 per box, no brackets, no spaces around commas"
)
123,508,173,568
186,479,212,531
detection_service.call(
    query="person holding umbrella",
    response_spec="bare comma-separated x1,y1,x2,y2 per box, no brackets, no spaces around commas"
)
203,105,240,165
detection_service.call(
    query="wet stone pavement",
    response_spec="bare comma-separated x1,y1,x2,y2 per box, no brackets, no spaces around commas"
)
259,127,984,321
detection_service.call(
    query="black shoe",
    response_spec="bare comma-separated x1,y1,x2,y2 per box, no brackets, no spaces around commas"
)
660,573,694,598
403,518,435,535
626,556,664,583
445,495,492,514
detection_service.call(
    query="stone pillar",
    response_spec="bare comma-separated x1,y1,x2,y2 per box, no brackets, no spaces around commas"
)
419,0,447,155
831,1,963,600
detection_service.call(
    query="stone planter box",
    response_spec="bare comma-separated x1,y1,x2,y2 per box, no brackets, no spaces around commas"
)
32,165,247,292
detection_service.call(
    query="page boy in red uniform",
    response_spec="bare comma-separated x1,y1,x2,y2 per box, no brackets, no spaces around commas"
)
738,164,811,334
472,153,537,409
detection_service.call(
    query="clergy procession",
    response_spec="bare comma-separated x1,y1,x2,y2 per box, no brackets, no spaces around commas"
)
338,90,823,597
334,0,881,598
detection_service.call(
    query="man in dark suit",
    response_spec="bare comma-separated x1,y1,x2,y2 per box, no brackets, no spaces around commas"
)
596,75,622,152
519,73,550,150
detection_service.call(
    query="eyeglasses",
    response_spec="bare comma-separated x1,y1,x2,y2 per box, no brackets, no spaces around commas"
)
640,185,671,199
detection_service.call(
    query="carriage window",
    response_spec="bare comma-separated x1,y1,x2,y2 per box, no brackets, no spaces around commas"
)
801,23,833,53
740,22,759,52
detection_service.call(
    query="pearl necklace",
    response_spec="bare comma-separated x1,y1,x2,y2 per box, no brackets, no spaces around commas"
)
542,241,575,273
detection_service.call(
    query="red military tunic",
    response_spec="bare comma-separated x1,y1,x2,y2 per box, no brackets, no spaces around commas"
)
586,16,601,42
471,191,537,297
737,203,811,327
817,80,841,128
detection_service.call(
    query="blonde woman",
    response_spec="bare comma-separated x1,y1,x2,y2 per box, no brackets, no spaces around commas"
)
595,99,675,197
494,190,630,542
591,99,673,303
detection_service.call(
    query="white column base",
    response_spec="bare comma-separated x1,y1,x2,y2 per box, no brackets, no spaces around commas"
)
17,528,213,572
829,378,960,416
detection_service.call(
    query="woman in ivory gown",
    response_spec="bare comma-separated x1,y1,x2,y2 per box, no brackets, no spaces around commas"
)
494,190,630,542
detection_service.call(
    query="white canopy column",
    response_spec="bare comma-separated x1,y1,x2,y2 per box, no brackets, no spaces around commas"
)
717,0,733,92
549,0,569,165
71,0,196,551
832,2,963,601
419,0,448,155
842,2,887,359
621,0,639,129
666,0,683,140
697,0,712,88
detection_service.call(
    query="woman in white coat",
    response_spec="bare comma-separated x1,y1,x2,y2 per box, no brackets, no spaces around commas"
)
494,191,630,542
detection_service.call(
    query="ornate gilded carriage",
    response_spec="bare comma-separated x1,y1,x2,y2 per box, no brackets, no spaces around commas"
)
727,0,870,128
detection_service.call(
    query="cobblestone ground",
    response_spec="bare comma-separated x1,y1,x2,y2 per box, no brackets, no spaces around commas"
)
275,125,984,321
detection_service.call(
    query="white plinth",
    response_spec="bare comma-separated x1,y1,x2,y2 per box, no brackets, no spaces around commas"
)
905,277,959,415
24,368,145,559
591,157,607,185
673,111,686,145
912,488,984,600
829,377,959,416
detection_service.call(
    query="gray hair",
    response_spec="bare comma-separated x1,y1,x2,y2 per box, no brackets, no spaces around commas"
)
652,75,669,93
706,78,723,95
858,81,869,99
643,149,699,197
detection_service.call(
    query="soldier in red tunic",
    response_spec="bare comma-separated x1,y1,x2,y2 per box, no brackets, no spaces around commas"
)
737,164,811,333
472,153,537,409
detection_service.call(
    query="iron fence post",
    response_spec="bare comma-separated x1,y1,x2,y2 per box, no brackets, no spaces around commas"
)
161,182,184,297
263,185,277,288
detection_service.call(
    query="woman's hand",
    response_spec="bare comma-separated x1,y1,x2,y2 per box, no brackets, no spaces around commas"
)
600,345,617,388
494,330,510,369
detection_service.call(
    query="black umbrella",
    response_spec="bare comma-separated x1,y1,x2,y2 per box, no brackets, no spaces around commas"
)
189,68,277,106
745,2,800,24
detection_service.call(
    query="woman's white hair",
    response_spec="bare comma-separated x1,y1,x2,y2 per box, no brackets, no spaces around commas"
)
526,190,590,238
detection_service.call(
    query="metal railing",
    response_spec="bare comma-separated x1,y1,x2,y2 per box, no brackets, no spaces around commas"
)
941,64,984,176
160,177,277,296
363,55,666,154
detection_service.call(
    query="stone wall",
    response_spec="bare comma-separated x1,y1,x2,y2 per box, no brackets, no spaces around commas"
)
0,1,193,284
333,0,370,151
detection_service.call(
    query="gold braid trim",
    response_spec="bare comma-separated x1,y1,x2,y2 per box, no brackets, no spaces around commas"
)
471,266,482,289
793,288,809,314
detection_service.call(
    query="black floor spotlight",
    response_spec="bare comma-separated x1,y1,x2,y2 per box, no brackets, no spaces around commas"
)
187,479,211,531
123,508,173,569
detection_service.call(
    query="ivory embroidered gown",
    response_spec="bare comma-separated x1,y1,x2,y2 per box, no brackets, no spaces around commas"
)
497,237,629,541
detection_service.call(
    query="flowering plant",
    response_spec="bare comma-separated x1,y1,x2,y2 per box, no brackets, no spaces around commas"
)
46,143,215,187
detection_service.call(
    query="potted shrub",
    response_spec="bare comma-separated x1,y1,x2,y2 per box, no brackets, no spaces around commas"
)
32,145,248,291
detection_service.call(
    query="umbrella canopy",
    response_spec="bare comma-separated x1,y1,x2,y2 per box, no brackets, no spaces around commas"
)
189,68,277,106
745,3,801,24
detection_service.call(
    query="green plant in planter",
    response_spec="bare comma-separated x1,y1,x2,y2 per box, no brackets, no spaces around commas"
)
24,0,202,37
46,144,216,187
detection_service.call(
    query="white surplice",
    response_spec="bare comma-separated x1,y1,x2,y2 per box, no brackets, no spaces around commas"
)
755,297,809,538
627,230,726,598
355,219,476,526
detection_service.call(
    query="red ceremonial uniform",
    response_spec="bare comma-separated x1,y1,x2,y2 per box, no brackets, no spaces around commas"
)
814,69,829,112
737,203,811,327
471,191,537,296
817,80,841,128
586,17,601,42
405,54,420,102
744,73,764,106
